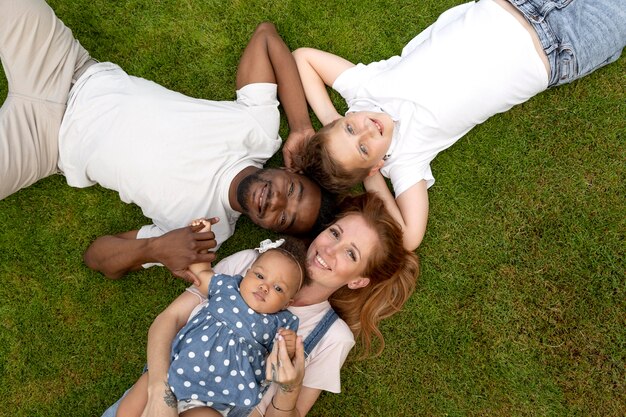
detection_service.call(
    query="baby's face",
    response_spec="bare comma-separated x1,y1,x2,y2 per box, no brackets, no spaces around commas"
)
239,250,301,314
325,111,393,171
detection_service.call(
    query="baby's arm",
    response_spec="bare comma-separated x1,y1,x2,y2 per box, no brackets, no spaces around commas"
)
188,219,216,296
292,47,354,126
364,173,429,252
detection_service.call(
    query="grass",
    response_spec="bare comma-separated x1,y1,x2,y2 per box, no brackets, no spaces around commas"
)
0,0,624,416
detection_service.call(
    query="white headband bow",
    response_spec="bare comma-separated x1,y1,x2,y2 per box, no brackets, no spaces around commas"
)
255,238,285,253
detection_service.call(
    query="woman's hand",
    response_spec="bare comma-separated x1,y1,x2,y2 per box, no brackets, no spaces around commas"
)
266,334,305,392
277,328,298,359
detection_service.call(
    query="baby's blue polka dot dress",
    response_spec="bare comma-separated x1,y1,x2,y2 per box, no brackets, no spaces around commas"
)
168,274,298,412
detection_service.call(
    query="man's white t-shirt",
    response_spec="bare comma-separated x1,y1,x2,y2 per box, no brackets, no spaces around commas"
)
333,0,548,196
58,62,281,246
211,249,355,415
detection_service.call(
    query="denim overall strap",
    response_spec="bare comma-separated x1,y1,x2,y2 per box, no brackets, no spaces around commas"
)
304,308,339,358
228,309,339,417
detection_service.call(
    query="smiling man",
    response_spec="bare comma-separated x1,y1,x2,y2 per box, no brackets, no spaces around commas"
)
0,1,331,280
233,167,321,234
78,21,335,281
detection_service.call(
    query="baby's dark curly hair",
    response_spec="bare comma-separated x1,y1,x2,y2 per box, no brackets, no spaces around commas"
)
263,236,310,290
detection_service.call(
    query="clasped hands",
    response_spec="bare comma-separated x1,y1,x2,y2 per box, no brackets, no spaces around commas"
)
153,217,219,284
262,329,305,394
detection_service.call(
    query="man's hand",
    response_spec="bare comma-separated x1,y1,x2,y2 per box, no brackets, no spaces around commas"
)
283,127,316,169
151,218,219,284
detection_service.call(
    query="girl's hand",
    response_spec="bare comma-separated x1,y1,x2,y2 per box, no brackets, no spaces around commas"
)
266,334,305,391
277,328,298,359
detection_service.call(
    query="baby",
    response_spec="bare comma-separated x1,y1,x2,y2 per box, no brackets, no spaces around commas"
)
117,219,306,417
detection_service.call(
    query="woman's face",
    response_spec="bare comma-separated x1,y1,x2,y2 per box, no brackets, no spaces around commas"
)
306,214,380,289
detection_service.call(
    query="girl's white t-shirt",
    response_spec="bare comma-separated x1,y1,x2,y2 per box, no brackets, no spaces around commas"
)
333,0,548,196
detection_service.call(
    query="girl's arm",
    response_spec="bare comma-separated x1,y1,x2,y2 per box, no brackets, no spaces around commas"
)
292,48,354,126
188,263,214,297
364,173,429,251
140,291,203,417
187,218,217,295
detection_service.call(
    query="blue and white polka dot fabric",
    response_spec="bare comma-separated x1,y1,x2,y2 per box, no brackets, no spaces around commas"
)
168,274,298,412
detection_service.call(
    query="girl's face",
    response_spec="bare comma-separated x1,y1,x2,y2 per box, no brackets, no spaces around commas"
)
240,250,301,314
325,111,393,172
306,214,380,289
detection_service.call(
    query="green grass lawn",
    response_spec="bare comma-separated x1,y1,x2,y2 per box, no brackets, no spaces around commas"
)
1,1,624,416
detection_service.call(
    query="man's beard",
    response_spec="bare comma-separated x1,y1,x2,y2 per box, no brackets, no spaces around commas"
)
236,170,267,214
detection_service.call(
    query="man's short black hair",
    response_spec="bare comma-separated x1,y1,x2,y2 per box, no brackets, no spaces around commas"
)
310,187,339,236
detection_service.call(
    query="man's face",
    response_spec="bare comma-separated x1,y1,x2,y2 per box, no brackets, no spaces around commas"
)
237,168,322,234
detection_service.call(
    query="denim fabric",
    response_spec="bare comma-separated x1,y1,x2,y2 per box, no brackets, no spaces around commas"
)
101,389,127,417
506,0,626,86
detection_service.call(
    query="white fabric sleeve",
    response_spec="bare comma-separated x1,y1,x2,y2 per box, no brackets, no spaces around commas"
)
387,162,436,197
136,223,164,239
136,224,165,269
185,286,207,303
212,249,258,276
332,61,387,103
235,83,280,139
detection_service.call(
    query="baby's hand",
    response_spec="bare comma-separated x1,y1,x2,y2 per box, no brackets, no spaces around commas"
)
278,328,297,359
189,218,213,233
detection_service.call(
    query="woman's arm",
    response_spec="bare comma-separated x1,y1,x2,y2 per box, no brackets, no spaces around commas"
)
364,173,428,251
83,225,217,281
292,47,354,126
140,290,203,417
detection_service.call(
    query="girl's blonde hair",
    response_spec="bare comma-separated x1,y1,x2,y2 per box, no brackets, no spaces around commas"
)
298,121,371,193
328,192,419,357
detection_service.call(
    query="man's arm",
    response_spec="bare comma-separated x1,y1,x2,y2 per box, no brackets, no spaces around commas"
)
83,225,218,281
235,22,315,168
